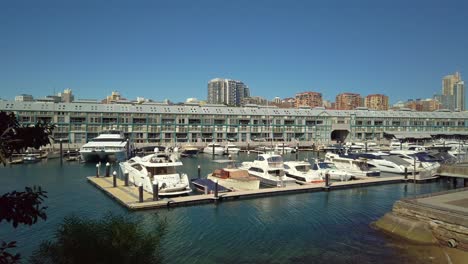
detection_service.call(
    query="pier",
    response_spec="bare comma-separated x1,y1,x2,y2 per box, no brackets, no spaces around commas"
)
375,187,468,252
88,174,411,211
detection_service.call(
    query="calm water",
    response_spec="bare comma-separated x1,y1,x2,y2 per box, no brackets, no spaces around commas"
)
0,152,455,263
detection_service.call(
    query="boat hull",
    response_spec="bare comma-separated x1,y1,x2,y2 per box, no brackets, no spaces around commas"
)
80,150,127,162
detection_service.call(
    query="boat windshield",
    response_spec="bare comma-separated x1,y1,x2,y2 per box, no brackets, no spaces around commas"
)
318,163,337,169
267,156,283,168
295,165,311,172
267,156,283,163
268,169,285,176
147,166,177,176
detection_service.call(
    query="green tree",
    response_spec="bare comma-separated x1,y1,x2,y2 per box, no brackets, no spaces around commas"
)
0,111,55,166
0,111,54,263
30,214,167,264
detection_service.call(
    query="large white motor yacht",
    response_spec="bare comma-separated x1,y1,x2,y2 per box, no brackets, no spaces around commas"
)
324,152,380,177
119,150,192,196
203,143,225,155
388,150,440,173
240,153,296,187
79,131,128,162
283,161,324,184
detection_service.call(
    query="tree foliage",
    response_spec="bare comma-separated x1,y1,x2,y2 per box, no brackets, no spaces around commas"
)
0,187,48,264
0,111,55,166
30,214,167,264
0,111,53,263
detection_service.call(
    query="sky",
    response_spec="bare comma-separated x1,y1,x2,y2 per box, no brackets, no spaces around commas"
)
1,0,467,104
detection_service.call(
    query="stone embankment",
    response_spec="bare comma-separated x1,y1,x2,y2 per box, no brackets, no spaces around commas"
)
375,188,468,252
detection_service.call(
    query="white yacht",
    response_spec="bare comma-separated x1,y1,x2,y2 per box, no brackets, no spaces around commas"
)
311,161,354,181
79,131,128,162
119,151,191,196
240,153,296,187
203,143,225,155
283,161,324,184
324,152,380,177
346,152,413,175
224,144,241,154
388,150,440,173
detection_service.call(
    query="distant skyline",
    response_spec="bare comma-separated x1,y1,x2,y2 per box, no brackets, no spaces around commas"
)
1,0,467,104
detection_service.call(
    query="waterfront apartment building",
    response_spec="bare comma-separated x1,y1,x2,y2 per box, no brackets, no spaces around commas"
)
207,78,250,106
1,100,467,145
365,94,389,111
295,92,322,108
336,93,362,110
441,72,465,111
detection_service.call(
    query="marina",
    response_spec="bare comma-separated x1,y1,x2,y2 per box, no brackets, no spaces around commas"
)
1,152,467,263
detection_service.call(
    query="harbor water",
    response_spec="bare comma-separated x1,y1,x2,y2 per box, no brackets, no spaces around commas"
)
0,152,457,263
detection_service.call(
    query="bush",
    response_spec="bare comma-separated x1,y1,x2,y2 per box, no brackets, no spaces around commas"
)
30,214,167,264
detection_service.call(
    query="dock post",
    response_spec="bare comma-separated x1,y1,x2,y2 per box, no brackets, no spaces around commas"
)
112,171,117,187
105,162,110,177
152,180,159,201
295,147,298,160
212,143,215,158
325,173,330,187
96,163,100,177
138,183,144,203
282,142,285,155
59,139,63,165
214,179,219,198
404,168,408,181
197,165,201,179
124,171,129,186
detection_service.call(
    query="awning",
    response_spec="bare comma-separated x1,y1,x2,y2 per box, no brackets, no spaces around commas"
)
385,132,432,139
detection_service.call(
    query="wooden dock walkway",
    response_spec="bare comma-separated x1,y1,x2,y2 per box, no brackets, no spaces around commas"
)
88,175,411,211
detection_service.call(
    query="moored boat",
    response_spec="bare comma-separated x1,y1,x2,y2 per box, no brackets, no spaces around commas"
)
283,161,324,184
207,168,260,191
119,150,191,196
239,153,296,187
80,130,128,162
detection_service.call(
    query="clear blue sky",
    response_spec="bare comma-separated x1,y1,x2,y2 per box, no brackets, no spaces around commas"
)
1,0,467,104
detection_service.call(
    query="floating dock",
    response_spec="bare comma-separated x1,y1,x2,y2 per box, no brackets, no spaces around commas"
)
88,175,413,211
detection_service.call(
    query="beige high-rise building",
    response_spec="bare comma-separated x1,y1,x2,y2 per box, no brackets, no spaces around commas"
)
441,72,464,110
336,93,361,110
365,94,389,110
295,92,322,108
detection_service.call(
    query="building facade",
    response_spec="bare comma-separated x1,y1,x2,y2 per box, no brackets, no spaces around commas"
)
365,94,389,110
441,72,465,111
207,78,249,106
1,100,467,145
336,93,362,110
295,92,322,108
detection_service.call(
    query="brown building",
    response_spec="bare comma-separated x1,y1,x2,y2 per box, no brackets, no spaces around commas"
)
295,92,322,108
405,99,441,112
365,94,389,110
335,93,361,110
